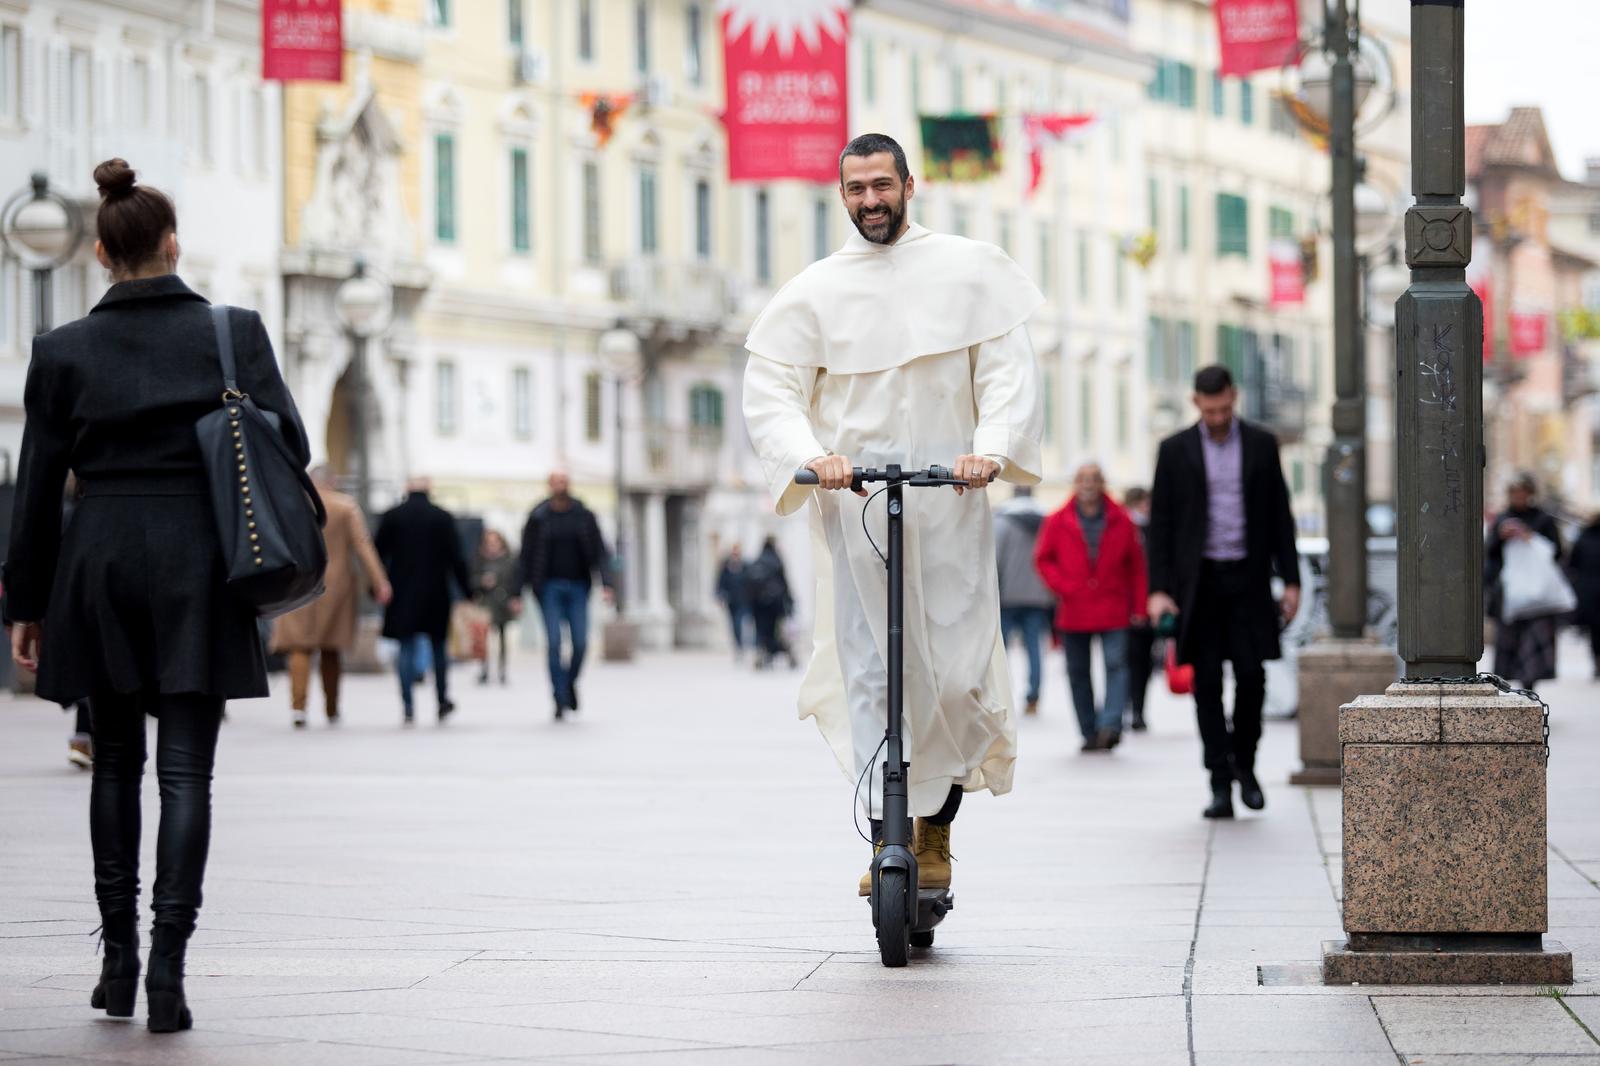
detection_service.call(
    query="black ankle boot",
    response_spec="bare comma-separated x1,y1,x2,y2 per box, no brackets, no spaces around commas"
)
89,913,139,1017
145,926,192,1033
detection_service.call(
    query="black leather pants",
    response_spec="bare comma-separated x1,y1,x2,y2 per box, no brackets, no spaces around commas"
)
89,692,223,938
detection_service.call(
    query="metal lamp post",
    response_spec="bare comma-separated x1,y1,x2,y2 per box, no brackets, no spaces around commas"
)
0,173,86,335
333,259,393,518
598,326,643,661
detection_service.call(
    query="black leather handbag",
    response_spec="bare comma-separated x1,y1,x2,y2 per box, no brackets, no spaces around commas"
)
196,305,328,618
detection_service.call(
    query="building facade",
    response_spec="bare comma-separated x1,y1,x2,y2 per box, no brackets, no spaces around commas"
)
0,0,283,472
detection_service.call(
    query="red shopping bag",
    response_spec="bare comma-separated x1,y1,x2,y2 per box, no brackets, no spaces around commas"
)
1164,640,1194,695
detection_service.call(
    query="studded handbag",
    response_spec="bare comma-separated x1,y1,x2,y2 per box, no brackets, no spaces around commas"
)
195,305,328,618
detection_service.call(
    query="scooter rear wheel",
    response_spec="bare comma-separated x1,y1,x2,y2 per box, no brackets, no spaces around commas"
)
875,869,911,967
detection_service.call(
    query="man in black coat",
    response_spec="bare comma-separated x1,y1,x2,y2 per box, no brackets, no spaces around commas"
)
375,478,472,724
1147,365,1299,819
519,471,613,719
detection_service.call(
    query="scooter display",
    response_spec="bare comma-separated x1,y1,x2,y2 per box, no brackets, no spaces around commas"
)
794,463,968,968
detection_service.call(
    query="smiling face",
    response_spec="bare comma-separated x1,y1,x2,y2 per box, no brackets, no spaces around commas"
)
840,152,914,245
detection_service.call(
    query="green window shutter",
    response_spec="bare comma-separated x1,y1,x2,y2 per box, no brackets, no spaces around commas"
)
1177,63,1196,109
584,372,603,442
582,161,602,264
508,0,523,45
1178,185,1190,252
1216,193,1248,257
639,167,658,254
695,180,711,260
1177,321,1196,381
1269,206,1295,240
1148,315,1166,379
1211,71,1224,117
1240,80,1254,125
431,0,451,27
1147,59,1165,101
434,133,456,243
755,189,772,284
510,148,530,253
1148,176,1159,233
864,39,876,105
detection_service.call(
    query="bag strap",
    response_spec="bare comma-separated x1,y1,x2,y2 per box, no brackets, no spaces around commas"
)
210,305,241,396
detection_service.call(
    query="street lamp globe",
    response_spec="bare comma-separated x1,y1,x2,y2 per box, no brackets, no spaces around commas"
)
1297,46,1377,127
333,263,391,338
1355,181,1397,248
598,327,643,379
1,173,84,270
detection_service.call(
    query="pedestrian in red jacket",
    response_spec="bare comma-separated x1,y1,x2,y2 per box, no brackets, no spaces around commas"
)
1034,462,1149,752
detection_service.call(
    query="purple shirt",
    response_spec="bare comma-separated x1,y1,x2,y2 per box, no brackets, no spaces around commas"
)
1201,419,1247,561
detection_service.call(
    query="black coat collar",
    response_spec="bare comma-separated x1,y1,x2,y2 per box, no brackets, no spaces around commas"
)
91,274,206,312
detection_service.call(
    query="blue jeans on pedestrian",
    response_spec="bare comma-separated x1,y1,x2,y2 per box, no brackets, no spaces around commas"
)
396,634,449,718
726,604,751,651
1063,629,1130,740
1000,606,1053,703
540,579,591,708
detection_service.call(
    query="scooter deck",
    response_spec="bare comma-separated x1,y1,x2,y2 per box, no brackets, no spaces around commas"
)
916,888,953,932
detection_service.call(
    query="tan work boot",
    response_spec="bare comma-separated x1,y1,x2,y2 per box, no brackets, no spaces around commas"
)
858,839,883,897
1024,698,1039,717
914,819,953,891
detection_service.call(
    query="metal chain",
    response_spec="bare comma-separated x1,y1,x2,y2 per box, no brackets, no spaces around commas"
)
1394,672,1551,764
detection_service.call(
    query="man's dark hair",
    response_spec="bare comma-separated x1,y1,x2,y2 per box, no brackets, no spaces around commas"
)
1193,365,1234,395
839,134,910,185
1123,487,1150,507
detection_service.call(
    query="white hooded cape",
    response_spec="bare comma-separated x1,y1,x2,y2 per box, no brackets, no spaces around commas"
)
742,223,1044,817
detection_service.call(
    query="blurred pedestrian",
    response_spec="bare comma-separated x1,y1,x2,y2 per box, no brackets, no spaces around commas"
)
716,544,752,660
1569,513,1600,679
270,465,391,728
1486,473,1565,690
993,485,1052,717
743,536,797,670
375,477,471,725
1122,486,1155,732
1146,366,1299,819
474,529,520,685
519,471,613,720
1035,462,1147,752
4,158,312,1032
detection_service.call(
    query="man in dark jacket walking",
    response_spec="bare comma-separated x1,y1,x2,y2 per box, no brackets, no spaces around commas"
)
375,477,472,725
1147,366,1299,819
716,545,752,660
519,471,613,719
742,536,796,670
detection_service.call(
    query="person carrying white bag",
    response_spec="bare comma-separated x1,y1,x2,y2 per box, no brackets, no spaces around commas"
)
1486,473,1572,690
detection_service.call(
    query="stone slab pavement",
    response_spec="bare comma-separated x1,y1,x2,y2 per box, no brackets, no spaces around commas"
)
3,632,1599,1065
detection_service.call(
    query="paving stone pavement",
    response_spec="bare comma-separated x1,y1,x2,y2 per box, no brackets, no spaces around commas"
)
3,634,1600,1065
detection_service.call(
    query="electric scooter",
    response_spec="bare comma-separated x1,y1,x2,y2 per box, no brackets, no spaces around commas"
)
794,463,967,968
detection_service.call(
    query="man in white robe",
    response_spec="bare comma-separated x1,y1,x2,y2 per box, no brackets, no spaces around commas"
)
742,133,1044,897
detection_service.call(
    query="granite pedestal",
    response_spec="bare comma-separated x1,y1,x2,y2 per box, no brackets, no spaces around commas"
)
1291,637,1398,785
1323,682,1573,985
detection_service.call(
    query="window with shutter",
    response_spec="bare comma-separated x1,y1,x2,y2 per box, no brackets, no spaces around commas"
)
1147,316,1167,380
1216,193,1248,257
1211,71,1224,117
754,189,771,285
686,4,704,85
1178,185,1190,252
436,361,458,435
1269,206,1295,240
1176,63,1196,109
511,148,531,253
634,0,650,75
584,372,603,442
1240,80,1254,125
1176,321,1196,381
695,179,712,260
508,0,524,46
0,26,19,125
813,198,829,261
864,38,876,105
434,133,457,243
582,160,601,264
578,0,595,61
689,384,725,448
512,367,533,438
638,166,658,254
430,0,452,27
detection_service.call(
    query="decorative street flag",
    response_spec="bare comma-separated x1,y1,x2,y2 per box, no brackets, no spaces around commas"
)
721,0,850,183
1214,0,1299,78
1268,239,1304,306
579,93,633,147
262,0,342,83
919,115,1003,182
1022,113,1096,197
1511,310,1548,357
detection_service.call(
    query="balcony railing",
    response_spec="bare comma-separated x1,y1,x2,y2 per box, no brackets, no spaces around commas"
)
622,422,724,489
609,260,734,333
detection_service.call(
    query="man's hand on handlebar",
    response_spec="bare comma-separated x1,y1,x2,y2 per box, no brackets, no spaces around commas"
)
951,455,1000,497
805,455,869,496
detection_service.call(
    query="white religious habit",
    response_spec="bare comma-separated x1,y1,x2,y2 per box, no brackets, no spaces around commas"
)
742,221,1045,818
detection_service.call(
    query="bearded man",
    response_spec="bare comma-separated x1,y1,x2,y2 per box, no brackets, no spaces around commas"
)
742,133,1044,898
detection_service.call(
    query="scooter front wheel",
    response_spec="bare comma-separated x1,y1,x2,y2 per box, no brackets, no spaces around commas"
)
875,869,911,967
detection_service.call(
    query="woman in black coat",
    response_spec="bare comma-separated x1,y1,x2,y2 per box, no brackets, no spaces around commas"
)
1569,515,1600,678
5,160,310,1032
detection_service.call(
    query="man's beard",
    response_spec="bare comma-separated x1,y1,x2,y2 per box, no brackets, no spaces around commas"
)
850,198,905,245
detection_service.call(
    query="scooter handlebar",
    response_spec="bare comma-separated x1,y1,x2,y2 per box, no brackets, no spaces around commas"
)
793,465,963,488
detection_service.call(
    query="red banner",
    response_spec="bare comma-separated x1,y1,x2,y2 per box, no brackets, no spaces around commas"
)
722,1,850,183
263,0,342,83
1214,0,1299,78
1268,240,1304,306
1511,311,1548,357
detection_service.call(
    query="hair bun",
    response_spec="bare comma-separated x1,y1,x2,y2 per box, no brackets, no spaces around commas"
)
94,158,137,200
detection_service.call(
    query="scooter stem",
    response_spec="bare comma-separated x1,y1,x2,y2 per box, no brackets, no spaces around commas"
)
881,469,910,849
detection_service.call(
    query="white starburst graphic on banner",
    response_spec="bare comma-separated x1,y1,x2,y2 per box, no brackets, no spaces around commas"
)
720,0,849,57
